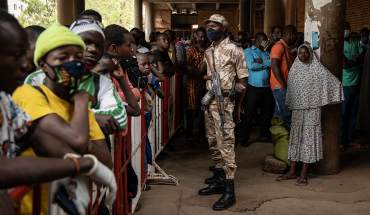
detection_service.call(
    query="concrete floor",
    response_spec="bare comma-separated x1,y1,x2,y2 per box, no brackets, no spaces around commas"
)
136,127,370,215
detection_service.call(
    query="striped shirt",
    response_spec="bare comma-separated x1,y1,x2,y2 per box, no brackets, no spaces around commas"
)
24,70,128,131
186,45,205,109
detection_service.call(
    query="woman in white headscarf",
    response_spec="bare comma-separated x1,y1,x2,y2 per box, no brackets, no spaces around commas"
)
276,44,344,186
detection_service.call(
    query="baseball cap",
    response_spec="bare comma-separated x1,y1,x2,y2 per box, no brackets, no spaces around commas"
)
203,14,229,28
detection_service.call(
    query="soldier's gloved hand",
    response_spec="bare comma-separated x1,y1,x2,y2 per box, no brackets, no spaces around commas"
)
84,154,117,206
50,176,90,215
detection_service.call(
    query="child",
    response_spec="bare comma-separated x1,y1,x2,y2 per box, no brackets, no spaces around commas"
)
146,52,165,99
92,52,141,116
25,19,128,135
136,53,155,173
153,33,177,77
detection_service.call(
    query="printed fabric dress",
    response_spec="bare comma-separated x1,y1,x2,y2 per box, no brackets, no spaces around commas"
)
285,44,344,163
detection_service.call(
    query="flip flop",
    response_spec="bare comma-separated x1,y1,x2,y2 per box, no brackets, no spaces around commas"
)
276,174,297,182
351,143,366,149
296,179,308,186
340,144,346,152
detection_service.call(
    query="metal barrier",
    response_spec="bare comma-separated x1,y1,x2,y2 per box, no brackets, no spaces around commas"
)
13,74,182,215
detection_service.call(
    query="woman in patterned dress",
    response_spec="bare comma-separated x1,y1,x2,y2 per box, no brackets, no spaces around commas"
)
276,44,344,186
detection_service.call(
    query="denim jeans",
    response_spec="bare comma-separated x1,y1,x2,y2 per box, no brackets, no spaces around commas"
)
340,85,360,144
272,89,291,131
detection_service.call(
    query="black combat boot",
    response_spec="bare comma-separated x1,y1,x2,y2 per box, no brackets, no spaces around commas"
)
198,168,225,195
213,179,236,210
205,168,224,184
209,166,215,171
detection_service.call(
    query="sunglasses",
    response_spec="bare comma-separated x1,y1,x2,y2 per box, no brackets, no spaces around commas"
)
70,18,104,30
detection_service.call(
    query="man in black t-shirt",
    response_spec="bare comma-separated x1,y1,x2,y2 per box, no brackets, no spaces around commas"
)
153,33,177,77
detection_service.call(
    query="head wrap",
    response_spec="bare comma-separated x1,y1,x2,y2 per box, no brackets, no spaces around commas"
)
286,44,344,110
34,22,86,68
70,19,105,39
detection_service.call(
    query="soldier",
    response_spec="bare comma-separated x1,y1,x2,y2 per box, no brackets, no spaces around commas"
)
198,14,248,210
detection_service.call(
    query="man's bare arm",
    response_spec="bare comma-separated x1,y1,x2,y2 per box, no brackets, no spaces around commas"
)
233,77,247,123
30,126,113,169
170,42,178,68
158,62,176,76
271,58,286,89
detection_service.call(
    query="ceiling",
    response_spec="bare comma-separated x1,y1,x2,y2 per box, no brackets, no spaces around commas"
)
143,0,265,12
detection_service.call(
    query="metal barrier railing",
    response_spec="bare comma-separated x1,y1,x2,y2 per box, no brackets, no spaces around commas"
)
13,74,183,215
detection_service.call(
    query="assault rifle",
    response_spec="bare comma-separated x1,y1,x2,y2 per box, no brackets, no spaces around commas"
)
201,49,227,137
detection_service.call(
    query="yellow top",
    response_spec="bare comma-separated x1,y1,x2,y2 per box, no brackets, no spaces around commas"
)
12,84,104,215
13,84,104,140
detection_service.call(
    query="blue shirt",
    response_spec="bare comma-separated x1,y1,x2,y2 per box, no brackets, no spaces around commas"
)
244,46,271,87
146,72,162,94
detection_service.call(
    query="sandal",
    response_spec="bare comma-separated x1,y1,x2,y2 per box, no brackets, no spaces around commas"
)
134,203,142,212
296,179,308,186
276,174,297,182
340,144,346,152
143,184,151,191
350,143,366,149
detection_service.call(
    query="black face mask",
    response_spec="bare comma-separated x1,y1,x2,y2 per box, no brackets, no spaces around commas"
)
110,54,131,69
44,60,85,90
198,40,207,47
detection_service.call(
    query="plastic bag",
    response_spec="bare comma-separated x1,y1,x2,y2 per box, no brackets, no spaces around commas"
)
270,116,290,165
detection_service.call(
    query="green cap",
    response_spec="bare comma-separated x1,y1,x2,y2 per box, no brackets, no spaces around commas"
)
34,22,86,68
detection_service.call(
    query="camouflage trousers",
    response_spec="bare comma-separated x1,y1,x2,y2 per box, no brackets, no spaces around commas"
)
205,98,236,179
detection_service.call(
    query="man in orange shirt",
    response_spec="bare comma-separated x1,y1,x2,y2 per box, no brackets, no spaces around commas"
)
270,25,297,131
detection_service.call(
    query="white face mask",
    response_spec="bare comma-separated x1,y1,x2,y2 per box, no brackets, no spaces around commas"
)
344,30,350,38
261,40,269,48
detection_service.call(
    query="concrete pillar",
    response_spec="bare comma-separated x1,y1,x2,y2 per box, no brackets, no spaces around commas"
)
57,0,74,26
135,0,143,30
0,0,7,11
145,2,154,41
304,0,346,174
264,0,285,35
73,0,85,21
250,0,255,36
239,0,250,32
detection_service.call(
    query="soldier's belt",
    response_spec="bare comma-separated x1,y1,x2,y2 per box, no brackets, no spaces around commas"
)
204,90,230,98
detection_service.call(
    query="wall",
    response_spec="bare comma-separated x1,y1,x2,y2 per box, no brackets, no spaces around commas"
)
197,10,239,35
153,9,171,32
286,0,370,34
346,0,370,33
255,10,264,34
285,0,305,32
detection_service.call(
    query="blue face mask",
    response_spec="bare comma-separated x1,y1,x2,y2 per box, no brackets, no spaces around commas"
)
45,60,85,90
207,28,220,40
344,30,350,38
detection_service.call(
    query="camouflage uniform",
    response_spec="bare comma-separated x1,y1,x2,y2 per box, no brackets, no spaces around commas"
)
204,33,249,179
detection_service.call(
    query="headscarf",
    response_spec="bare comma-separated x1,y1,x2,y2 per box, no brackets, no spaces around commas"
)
286,44,344,110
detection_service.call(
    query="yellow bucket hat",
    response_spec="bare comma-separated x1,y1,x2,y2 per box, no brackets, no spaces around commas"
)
34,22,86,68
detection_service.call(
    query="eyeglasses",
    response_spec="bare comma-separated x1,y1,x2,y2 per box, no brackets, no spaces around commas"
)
70,18,104,30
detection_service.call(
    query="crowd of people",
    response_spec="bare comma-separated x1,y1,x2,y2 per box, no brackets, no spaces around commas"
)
1,6,370,214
